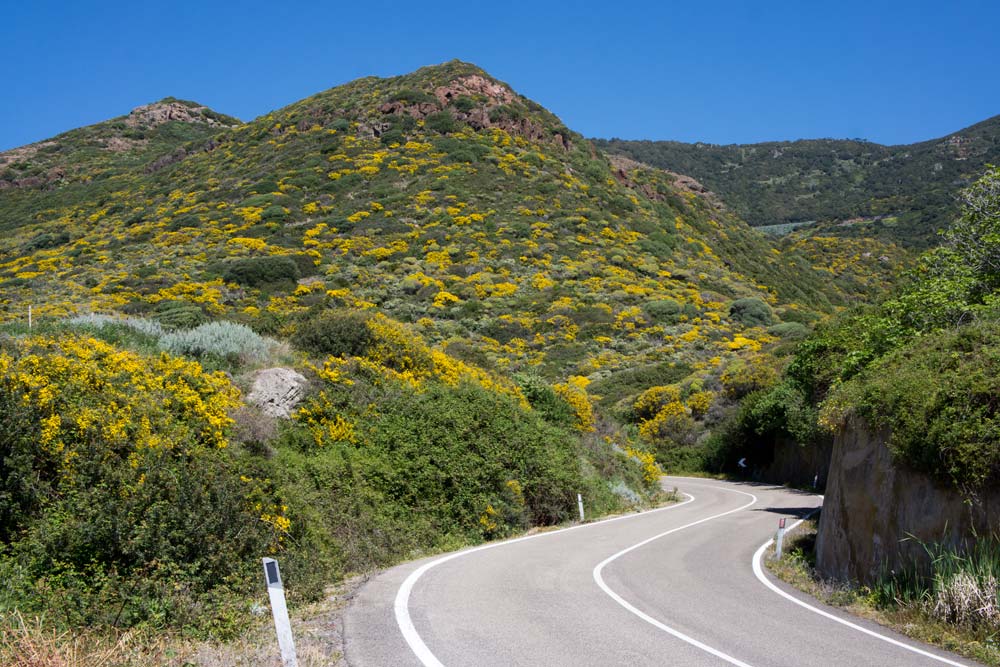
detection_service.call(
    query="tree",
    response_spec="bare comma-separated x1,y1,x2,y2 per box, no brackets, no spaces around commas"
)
944,165,1000,295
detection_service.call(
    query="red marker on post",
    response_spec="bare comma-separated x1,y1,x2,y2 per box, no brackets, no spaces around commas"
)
775,517,788,558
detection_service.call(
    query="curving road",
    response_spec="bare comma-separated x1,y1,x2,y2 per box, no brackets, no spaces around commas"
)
344,478,980,666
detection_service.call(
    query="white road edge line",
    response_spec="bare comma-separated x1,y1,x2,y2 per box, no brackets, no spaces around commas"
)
752,512,973,667
593,484,759,667
394,490,698,667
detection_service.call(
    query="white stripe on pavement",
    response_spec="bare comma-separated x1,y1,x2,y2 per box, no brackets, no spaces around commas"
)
395,491,698,666
593,484,759,667
752,512,974,667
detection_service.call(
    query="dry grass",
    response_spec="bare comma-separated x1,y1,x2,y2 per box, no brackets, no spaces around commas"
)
0,576,365,667
927,563,1000,632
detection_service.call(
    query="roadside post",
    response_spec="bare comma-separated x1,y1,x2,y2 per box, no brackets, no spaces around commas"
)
262,557,298,667
28,305,32,329
775,518,787,558
577,493,585,522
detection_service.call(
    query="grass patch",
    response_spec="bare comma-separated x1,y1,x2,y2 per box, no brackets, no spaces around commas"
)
0,577,357,667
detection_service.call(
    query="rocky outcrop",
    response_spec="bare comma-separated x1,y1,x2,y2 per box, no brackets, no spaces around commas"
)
433,74,516,106
607,155,726,210
816,416,1000,583
246,368,308,419
126,101,235,129
376,74,571,151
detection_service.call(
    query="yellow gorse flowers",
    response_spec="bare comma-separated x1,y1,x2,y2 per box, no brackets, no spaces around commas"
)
0,334,240,480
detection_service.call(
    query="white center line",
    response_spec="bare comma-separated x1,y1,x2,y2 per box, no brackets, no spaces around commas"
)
394,491,697,666
593,484,759,667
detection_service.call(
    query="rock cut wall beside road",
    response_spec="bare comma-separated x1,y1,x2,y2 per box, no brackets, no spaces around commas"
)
816,416,1000,583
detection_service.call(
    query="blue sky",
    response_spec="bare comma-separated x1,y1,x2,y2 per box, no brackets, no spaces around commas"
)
3,0,998,151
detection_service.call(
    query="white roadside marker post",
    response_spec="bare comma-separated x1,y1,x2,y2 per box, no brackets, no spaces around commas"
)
262,557,298,667
28,305,32,330
775,517,787,558
577,493,585,522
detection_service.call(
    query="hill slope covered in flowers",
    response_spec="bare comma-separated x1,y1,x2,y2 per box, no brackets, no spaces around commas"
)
0,61,891,638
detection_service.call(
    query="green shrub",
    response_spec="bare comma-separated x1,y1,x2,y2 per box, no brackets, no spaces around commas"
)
729,297,774,327
644,298,682,323
159,320,275,366
152,300,209,329
380,129,405,146
261,204,288,222
425,111,457,134
388,89,436,106
220,255,300,287
292,309,374,358
359,381,581,531
768,321,809,340
488,104,524,123
451,95,476,112
513,372,576,427
739,381,819,444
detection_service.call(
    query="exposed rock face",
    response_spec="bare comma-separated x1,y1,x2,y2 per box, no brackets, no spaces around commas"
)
126,101,233,129
433,74,516,106
607,154,726,210
376,74,571,151
816,416,1000,583
246,368,308,419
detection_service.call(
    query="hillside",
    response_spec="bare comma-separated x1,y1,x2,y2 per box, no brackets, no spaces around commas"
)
0,61,864,387
0,60,893,639
595,115,1000,246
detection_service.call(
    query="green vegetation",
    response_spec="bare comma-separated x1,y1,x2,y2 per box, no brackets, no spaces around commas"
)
721,167,1000,493
596,117,1000,247
0,312,661,639
0,60,866,504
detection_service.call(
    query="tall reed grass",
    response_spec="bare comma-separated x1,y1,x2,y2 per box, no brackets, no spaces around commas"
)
871,535,1000,632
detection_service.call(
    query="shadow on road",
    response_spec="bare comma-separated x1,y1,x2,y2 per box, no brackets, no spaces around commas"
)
752,506,821,519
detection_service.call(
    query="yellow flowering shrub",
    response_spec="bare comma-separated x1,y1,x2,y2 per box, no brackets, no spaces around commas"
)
0,334,285,631
554,376,595,432
686,390,715,418
638,400,693,443
634,384,682,420
625,446,663,483
0,335,239,474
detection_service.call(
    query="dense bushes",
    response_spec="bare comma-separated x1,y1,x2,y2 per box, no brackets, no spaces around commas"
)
824,322,1000,491
743,167,1000,492
219,255,300,287
0,335,277,634
292,309,374,358
729,297,774,327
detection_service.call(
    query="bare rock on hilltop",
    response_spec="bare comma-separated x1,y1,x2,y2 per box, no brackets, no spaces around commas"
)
126,101,236,129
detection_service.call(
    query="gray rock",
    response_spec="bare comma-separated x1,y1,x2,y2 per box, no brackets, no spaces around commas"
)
816,416,1000,583
246,368,308,419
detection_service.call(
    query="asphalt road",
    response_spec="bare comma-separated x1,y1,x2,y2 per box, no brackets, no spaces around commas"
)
344,478,980,666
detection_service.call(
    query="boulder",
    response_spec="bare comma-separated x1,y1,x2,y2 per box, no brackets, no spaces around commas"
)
246,368,308,419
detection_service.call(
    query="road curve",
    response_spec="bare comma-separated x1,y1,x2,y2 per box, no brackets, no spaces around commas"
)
344,478,980,666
